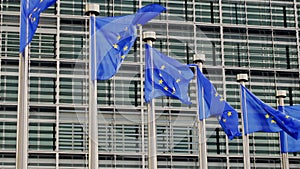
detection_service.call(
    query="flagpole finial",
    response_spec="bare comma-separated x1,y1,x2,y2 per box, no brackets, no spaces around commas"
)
237,74,248,82
193,53,205,64
276,90,286,98
85,4,100,16
143,31,156,42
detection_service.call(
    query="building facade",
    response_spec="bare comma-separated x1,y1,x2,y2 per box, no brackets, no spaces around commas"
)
0,0,300,168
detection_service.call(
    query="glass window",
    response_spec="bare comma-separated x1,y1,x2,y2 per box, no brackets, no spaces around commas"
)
223,27,248,67
271,3,295,28
28,153,56,168
0,153,15,168
196,26,221,66
59,154,87,168
60,0,84,16
29,122,55,150
0,74,18,102
248,29,273,69
223,1,246,25
247,1,271,26
0,122,17,150
273,30,297,69
1,32,19,58
30,76,56,103
59,123,86,151
195,0,220,23
168,0,193,22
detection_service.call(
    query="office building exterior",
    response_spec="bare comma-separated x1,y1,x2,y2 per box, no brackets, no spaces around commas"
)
0,0,300,168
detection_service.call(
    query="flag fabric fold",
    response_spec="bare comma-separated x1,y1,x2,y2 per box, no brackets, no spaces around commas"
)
20,0,57,53
193,65,241,139
241,85,300,139
91,4,166,80
144,44,193,105
279,105,300,153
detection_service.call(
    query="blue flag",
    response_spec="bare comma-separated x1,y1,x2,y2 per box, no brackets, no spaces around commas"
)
20,0,57,53
241,85,282,134
193,66,241,139
279,105,300,153
91,4,166,80
241,85,300,139
144,44,193,105
262,104,300,139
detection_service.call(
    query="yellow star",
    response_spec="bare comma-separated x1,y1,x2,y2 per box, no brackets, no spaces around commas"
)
31,17,36,22
176,79,181,83
219,98,224,102
159,79,163,84
117,35,121,40
164,86,168,91
121,55,125,59
227,111,232,117
172,87,176,94
161,65,165,70
113,44,118,49
123,46,128,51
285,115,289,119
223,118,226,122
265,114,269,119
215,92,219,97
271,120,276,124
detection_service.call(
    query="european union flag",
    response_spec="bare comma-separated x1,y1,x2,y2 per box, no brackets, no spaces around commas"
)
20,0,57,53
241,85,282,134
194,66,241,139
262,104,300,139
279,105,300,153
144,44,193,105
91,4,166,80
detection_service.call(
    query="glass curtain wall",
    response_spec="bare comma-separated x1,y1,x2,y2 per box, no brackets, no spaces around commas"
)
0,0,300,168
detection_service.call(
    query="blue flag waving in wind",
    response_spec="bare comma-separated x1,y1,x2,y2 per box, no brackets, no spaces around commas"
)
193,66,241,139
241,85,300,139
262,104,300,139
241,85,282,134
91,4,166,80
144,44,194,105
20,0,57,53
279,105,300,153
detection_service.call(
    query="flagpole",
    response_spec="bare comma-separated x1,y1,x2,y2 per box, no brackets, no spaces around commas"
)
85,4,100,169
193,54,207,169
143,31,157,169
16,0,29,167
276,90,289,169
16,48,29,169
237,73,251,169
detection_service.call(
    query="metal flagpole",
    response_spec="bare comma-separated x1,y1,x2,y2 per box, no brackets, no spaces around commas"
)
16,48,29,169
143,31,157,169
16,0,29,168
85,4,100,169
237,73,251,169
193,54,207,169
276,90,289,169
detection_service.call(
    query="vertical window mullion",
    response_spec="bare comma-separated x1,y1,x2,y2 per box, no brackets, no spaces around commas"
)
286,46,290,69
210,2,214,23
283,6,287,27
